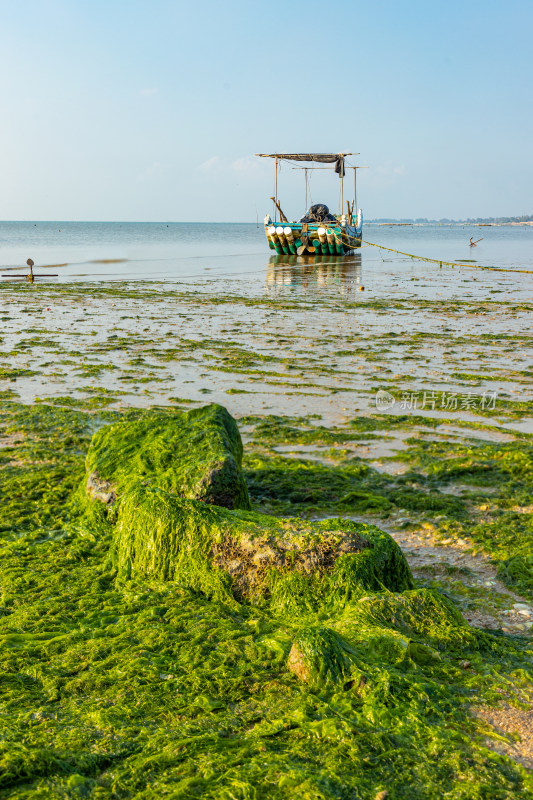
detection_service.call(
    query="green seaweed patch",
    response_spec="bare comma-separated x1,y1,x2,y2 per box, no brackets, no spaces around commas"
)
34,394,119,409
287,626,364,690
353,589,479,650
251,416,386,447
0,366,40,380
0,389,18,400
286,587,519,693
0,403,92,534
1,519,531,798
498,554,533,598
244,453,467,520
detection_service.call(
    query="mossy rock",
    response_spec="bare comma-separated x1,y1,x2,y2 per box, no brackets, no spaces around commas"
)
84,404,250,511
287,626,364,689
286,622,442,690
353,588,470,647
286,591,472,689
113,483,413,610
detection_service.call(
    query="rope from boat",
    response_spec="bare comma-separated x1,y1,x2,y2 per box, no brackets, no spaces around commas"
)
362,240,533,275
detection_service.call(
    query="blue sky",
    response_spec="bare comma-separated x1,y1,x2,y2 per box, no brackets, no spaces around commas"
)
0,0,531,221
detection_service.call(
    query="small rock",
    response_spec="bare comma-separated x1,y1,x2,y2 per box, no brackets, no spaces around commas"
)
287,643,310,683
86,471,117,505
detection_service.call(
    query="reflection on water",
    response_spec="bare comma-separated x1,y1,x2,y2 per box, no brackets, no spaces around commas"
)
265,253,362,296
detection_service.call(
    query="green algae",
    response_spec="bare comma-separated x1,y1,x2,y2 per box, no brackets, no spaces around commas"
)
0,367,40,380
498,555,533,597
245,413,533,597
2,401,533,798
251,416,386,446
2,279,531,440
244,453,467,520
84,403,250,512
387,436,533,595
34,395,120,410
353,588,483,650
114,483,413,609
0,403,92,535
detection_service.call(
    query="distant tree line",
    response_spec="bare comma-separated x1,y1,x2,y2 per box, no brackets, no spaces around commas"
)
367,215,533,223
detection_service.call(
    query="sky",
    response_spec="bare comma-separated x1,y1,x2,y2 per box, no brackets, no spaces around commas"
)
0,0,531,221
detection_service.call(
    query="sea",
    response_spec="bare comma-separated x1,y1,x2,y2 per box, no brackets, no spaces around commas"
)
0,221,532,301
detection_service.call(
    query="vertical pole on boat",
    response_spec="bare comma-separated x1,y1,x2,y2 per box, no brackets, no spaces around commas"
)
304,168,308,212
274,157,278,222
352,166,368,214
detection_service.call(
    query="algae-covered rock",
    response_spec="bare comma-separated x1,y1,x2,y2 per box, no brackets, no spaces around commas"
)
285,589,481,688
113,484,413,608
286,624,414,688
85,404,250,510
287,626,362,689
286,593,465,688
353,589,470,647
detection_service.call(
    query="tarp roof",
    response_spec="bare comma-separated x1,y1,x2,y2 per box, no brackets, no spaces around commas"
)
256,153,349,177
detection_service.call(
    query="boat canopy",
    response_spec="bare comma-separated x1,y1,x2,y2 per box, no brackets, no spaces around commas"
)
256,153,349,178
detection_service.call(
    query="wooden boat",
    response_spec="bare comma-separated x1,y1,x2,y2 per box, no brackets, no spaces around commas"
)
256,152,363,255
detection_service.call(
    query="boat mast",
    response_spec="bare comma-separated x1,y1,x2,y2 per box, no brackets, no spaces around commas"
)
349,166,369,213
273,157,278,222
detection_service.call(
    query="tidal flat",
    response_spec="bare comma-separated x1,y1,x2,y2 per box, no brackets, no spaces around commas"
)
1,272,532,799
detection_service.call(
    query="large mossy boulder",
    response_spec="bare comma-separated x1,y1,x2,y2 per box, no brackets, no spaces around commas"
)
84,404,250,511
113,483,413,610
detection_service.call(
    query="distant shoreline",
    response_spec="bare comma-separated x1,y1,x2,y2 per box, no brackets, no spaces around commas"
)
367,217,533,226
367,220,533,227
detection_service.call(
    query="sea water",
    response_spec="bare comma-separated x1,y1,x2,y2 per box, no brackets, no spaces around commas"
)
0,221,532,300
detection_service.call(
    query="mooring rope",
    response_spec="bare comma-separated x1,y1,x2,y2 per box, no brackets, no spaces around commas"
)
362,240,533,275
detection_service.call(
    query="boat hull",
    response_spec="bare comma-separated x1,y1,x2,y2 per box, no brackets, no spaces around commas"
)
265,220,362,256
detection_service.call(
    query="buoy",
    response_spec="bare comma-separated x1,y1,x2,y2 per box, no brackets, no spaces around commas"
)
276,226,289,254
284,227,297,254
268,225,283,254
325,228,336,254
